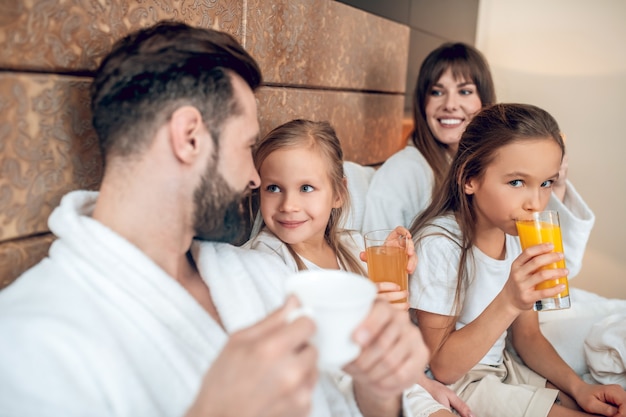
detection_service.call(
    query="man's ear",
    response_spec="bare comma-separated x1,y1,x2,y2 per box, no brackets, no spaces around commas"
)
169,105,211,164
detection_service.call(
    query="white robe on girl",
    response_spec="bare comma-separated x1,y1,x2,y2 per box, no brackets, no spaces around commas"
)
244,229,365,272
0,191,416,417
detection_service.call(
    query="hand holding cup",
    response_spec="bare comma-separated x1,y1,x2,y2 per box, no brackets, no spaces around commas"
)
515,210,570,311
284,270,377,370
361,227,414,308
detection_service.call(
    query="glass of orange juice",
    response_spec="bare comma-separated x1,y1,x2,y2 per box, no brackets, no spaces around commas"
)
363,229,408,305
515,210,570,311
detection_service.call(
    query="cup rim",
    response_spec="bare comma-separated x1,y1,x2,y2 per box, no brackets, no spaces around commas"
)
285,270,377,307
363,229,407,245
515,210,559,223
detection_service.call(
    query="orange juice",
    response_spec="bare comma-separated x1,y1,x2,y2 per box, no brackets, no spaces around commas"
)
515,220,569,298
365,245,408,304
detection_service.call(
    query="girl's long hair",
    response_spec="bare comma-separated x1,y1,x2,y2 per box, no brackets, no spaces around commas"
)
409,103,564,332
411,42,496,193
252,119,366,275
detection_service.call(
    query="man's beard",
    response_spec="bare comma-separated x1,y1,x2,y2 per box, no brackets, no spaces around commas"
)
192,161,248,244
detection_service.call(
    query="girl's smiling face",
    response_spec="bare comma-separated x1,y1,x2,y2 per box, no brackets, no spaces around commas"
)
464,138,563,237
425,68,483,154
259,145,341,250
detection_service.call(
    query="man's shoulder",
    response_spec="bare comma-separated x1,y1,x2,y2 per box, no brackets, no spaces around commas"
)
0,257,73,313
371,146,432,185
383,145,427,166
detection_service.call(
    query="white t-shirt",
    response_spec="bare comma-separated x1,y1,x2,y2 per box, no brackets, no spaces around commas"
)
410,208,592,366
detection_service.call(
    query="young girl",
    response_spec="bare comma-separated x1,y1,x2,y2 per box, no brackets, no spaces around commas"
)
246,119,411,306
409,103,626,416
245,119,473,417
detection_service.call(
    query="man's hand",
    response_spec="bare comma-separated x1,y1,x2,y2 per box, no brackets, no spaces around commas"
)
186,297,318,417
343,299,429,417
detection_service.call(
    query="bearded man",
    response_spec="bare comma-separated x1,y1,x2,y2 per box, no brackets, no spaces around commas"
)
0,21,430,417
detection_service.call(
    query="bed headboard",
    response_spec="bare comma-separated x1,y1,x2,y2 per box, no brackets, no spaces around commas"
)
0,0,409,288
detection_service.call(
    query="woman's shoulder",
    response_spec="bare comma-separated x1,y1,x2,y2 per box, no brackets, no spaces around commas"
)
375,145,430,173
368,145,434,195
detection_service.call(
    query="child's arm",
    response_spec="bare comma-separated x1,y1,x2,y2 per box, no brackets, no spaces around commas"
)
511,311,626,416
415,300,519,384
416,243,567,384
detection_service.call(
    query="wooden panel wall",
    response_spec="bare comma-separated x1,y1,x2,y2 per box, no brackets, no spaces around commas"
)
0,0,409,288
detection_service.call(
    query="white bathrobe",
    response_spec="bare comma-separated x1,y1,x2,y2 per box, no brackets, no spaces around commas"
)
0,191,430,417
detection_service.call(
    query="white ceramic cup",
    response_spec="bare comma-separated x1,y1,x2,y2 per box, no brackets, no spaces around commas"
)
285,270,377,370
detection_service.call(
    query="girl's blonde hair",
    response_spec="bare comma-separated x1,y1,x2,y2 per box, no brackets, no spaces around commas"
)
410,103,564,342
252,119,366,275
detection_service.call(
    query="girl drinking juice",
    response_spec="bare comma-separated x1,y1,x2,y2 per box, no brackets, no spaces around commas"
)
409,103,626,417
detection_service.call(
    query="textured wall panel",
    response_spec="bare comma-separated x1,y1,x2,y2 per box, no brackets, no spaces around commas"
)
0,0,243,72
0,73,102,242
257,87,406,166
0,234,55,290
246,0,409,92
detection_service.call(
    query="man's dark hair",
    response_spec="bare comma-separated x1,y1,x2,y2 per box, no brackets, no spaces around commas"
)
91,21,262,162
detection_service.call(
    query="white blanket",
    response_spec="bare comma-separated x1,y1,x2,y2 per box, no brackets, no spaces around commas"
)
538,288,626,377
584,313,626,388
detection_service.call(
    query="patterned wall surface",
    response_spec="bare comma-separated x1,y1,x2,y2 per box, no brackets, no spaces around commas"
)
247,0,409,92
0,1,408,92
0,234,55,290
0,0,244,72
0,73,102,243
0,0,409,287
257,86,406,165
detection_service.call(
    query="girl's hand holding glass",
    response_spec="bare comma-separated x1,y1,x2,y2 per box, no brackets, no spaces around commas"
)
505,243,568,313
361,226,415,310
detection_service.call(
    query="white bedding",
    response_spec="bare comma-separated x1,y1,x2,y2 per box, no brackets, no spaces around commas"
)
584,312,626,388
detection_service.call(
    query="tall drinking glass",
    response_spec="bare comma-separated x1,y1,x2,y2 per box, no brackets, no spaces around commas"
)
363,229,408,305
515,210,570,311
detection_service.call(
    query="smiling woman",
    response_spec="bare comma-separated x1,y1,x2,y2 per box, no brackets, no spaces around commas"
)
424,68,483,153
362,42,496,233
